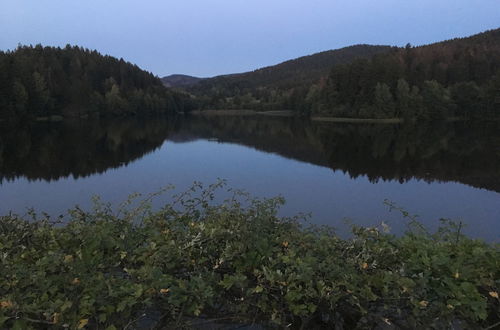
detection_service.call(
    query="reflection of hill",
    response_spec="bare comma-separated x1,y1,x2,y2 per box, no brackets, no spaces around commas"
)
174,116,330,167
174,116,500,193
0,118,176,182
317,122,500,193
1,116,499,193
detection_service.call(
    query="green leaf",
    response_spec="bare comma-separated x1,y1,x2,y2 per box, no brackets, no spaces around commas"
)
254,285,264,293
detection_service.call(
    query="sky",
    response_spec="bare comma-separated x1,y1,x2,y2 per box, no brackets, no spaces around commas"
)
1,1,499,78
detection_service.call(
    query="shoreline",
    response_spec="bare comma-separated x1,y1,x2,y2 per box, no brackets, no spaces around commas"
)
188,110,477,124
189,109,294,117
311,116,403,124
189,110,404,123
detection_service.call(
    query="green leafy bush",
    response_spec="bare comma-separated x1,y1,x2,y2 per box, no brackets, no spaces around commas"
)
1,182,499,329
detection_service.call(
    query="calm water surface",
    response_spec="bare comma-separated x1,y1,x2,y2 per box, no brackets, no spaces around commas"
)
0,116,498,240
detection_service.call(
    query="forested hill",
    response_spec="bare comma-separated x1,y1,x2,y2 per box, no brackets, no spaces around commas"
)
0,45,192,119
197,45,391,89
314,28,500,119
185,29,500,120
187,45,392,110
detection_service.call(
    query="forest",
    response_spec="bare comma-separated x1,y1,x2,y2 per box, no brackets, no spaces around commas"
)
1,29,499,121
314,29,500,119
0,45,194,119
184,29,500,120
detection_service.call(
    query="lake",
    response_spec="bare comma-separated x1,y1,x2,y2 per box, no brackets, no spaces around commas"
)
0,115,499,241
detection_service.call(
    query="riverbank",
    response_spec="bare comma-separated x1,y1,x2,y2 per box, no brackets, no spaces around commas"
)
1,184,499,329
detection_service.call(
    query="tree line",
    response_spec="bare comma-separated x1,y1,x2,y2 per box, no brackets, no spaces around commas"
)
0,45,195,119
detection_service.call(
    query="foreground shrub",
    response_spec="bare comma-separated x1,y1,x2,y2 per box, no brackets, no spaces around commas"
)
1,183,499,329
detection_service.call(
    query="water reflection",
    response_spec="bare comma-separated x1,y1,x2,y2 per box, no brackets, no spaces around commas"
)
176,116,500,193
1,116,499,193
0,118,176,182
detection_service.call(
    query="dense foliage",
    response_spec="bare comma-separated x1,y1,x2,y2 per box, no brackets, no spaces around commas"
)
0,45,194,119
1,183,499,329
185,29,500,119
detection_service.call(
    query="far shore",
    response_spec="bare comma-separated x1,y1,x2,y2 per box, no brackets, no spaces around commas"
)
189,109,294,117
0,111,478,124
189,109,404,123
188,110,476,124
311,117,403,124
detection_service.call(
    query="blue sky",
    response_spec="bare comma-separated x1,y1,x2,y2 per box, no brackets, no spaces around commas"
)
1,0,499,77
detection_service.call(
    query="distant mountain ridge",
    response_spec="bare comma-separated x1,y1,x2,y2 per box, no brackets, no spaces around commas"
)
160,45,391,91
161,74,204,88
189,44,391,91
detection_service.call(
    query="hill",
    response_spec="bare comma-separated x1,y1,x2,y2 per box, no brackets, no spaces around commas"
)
185,29,500,120
200,44,391,89
0,45,192,119
161,74,204,88
187,45,392,111
311,28,500,119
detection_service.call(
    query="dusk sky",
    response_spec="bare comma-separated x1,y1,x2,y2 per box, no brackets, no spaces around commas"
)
1,1,499,77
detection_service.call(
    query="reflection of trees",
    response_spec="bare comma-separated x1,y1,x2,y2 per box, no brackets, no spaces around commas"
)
1,115,499,193
315,122,500,192
0,117,177,182
174,116,500,192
